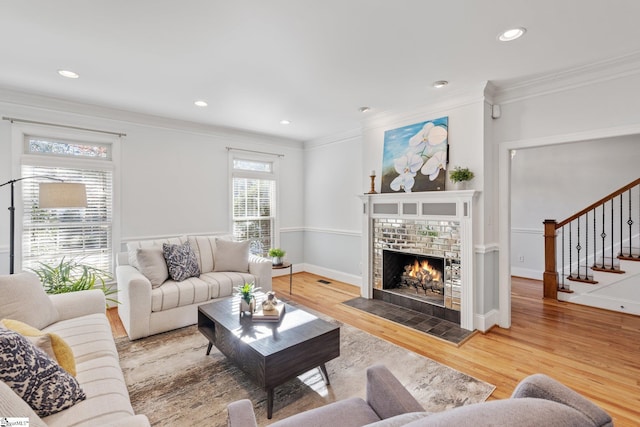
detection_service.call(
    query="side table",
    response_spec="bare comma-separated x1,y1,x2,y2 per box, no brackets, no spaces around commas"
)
272,262,293,294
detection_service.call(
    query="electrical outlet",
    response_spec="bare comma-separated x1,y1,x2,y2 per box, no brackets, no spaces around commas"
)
518,256,525,262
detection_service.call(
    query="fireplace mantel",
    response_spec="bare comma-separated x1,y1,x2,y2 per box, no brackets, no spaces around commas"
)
359,190,479,330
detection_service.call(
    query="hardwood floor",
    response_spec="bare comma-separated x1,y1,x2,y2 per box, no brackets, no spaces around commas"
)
109,273,640,426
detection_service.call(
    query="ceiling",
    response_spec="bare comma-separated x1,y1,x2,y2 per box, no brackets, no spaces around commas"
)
2,0,640,142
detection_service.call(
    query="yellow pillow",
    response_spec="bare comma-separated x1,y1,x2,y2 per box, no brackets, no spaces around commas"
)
1,318,77,377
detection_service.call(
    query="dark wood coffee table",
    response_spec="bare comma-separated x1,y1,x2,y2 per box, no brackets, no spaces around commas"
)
197,297,340,419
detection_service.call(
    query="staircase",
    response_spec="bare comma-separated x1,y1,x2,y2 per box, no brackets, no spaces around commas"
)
543,178,640,316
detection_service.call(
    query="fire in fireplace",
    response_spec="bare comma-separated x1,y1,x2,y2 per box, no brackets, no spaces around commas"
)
401,259,444,295
382,250,445,306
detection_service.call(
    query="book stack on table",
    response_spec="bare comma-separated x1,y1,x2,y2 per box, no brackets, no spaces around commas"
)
252,302,285,322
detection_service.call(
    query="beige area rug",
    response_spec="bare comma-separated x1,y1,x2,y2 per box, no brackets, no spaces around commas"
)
117,315,495,427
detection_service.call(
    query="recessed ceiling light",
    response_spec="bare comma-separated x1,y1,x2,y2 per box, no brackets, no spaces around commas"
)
498,27,526,42
359,107,371,113
433,80,448,88
194,100,208,107
57,69,79,79
280,119,291,125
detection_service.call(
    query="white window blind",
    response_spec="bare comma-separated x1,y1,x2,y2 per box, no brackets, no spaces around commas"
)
232,177,275,256
21,164,113,273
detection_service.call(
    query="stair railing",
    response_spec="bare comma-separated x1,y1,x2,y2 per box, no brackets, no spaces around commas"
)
543,178,640,298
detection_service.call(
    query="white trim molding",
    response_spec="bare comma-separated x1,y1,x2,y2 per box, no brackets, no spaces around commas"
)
303,263,362,288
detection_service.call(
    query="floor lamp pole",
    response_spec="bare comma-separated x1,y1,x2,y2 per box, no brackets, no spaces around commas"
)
8,180,15,274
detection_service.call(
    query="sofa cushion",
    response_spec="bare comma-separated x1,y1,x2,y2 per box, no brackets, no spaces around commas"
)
1,318,76,376
42,355,136,427
187,235,218,273
0,327,86,417
150,272,256,312
363,412,431,427
43,313,118,365
214,239,250,273
402,398,597,427
269,397,381,427
0,272,59,329
136,247,169,287
126,236,185,269
163,241,201,282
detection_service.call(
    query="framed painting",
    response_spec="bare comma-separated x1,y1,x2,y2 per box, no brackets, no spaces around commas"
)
381,116,448,193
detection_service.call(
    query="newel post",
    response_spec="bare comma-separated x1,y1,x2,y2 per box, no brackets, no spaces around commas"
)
543,219,559,299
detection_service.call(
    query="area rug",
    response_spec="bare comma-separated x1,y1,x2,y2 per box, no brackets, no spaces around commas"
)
117,316,494,426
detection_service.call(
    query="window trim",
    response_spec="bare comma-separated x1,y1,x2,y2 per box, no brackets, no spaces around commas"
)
10,122,121,274
228,151,280,251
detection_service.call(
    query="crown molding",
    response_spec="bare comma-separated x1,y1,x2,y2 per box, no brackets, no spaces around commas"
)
494,50,640,105
304,127,362,149
0,87,303,147
360,81,489,133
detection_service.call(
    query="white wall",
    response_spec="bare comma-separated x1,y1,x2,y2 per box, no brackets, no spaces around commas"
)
302,132,362,285
0,90,304,275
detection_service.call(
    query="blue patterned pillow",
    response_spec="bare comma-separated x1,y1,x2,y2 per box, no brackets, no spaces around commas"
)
0,327,86,417
162,241,201,282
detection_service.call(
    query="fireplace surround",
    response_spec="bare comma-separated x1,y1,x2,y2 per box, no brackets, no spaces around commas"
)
360,191,478,330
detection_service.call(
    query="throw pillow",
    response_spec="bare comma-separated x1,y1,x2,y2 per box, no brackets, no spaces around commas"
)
162,241,200,282
0,327,86,417
0,318,76,377
0,319,55,358
214,239,250,273
0,272,59,330
136,247,169,287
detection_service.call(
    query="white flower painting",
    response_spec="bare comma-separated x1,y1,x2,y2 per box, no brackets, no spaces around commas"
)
381,117,448,193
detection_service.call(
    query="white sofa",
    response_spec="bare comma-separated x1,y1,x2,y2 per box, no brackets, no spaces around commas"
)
116,235,272,340
0,272,149,427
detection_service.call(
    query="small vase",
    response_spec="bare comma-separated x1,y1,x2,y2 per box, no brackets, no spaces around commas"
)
272,256,283,266
239,297,255,316
450,181,466,190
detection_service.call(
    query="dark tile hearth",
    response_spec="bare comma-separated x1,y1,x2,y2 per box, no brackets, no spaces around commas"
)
342,297,474,346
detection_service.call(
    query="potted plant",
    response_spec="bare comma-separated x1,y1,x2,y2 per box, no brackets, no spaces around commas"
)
449,166,474,190
268,248,286,266
29,257,118,306
235,282,260,316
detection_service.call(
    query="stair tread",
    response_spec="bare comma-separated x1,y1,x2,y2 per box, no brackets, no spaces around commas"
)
591,265,626,274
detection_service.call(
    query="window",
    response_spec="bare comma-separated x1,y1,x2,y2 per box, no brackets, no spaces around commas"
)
20,135,115,273
231,154,278,256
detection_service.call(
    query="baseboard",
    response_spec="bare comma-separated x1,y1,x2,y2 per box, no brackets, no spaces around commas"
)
271,263,305,277
510,267,542,280
302,263,362,288
474,309,499,332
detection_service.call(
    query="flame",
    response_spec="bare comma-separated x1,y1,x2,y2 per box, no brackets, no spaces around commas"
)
407,259,442,282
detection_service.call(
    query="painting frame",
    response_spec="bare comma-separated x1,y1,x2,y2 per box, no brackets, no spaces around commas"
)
381,117,448,193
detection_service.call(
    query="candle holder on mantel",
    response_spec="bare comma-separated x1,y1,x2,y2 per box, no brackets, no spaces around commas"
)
368,174,377,194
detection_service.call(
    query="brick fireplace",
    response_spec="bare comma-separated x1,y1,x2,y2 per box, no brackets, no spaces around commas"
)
360,191,477,330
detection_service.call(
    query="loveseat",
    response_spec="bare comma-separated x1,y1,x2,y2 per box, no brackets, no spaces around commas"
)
0,272,149,426
227,364,613,427
116,235,272,340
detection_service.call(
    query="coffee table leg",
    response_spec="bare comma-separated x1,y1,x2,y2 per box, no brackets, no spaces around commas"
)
267,388,274,419
319,364,330,385
206,342,213,355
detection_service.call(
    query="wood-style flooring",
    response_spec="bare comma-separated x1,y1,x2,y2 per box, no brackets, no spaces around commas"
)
108,273,640,426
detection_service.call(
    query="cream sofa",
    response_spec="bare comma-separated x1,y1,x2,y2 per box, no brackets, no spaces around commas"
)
116,235,272,340
0,272,149,427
